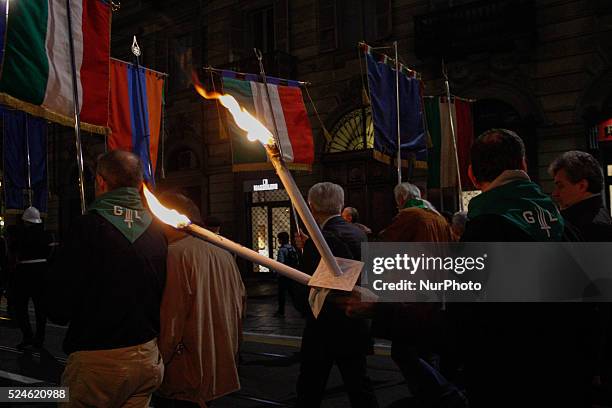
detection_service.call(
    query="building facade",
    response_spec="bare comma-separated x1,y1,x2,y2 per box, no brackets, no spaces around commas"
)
46,0,612,274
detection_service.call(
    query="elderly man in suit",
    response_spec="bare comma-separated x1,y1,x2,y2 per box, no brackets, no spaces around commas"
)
294,182,378,408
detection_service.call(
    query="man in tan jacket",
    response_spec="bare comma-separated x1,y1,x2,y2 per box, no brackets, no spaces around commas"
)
379,182,453,242
156,193,246,408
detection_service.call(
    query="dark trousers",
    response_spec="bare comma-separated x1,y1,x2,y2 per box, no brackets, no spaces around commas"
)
463,330,592,408
465,354,591,408
390,344,466,408
14,263,47,343
296,346,378,408
277,276,290,314
152,395,201,408
0,267,7,301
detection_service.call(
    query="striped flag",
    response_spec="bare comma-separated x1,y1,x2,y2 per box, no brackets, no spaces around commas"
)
221,72,314,172
425,96,474,189
0,0,110,134
108,59,165,185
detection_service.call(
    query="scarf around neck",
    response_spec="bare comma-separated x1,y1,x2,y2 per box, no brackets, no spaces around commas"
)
88,187,152,243
468,171,564,241
403,198,429,210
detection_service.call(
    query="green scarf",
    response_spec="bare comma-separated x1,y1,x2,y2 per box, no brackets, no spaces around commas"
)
88,187,152,243
403,198,428,210
468,179,564,241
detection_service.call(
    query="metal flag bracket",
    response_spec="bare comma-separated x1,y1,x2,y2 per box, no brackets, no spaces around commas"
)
132,35,154,184
131,36,141,58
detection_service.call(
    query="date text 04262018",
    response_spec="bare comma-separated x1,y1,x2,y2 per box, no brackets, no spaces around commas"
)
0,387,70,402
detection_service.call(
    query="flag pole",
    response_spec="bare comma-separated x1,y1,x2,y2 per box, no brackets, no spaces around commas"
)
24,114,32,207
442,60,464,211
394,41,402,185
203,66,311,86
132,36,155,184
160,89,166,179
66,0,86,214
254,48,302,236
254,48,284,158
0,0,9,79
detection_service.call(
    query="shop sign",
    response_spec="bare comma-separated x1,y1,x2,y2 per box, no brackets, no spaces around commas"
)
253,179,279,192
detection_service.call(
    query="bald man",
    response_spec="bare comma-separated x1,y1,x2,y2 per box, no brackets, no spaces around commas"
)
48,150,167,408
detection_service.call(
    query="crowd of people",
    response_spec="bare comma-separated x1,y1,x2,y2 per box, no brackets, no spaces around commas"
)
0,127,611,407
278,128,612,408
0,151,245,408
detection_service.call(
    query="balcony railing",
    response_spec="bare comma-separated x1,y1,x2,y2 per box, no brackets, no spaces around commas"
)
221,50,297,81
414,0,536,59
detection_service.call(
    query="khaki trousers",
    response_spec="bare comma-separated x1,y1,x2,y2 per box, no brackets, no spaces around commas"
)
60,338,164,408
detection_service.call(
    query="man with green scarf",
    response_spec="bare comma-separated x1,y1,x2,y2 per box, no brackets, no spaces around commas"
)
380,182,453,242
463,130,564,242
460,129,591,407
47,150,167,408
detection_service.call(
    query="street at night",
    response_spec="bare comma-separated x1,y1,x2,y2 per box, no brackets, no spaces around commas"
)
0,283,409,408
2,0,612,407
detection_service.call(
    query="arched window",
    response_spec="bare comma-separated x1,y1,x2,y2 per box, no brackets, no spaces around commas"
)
326,106,374,153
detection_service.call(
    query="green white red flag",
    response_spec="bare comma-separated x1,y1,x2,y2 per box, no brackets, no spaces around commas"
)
0,0,111,134
425,96,474,189
221,71,314,172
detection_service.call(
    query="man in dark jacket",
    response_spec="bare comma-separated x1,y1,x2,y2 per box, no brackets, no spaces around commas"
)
549,150,612,241
275,231,298,316
462,129,564,242
461,129,592,407
549,151,612,393
12,206,52,349
47,150,167,408
295,182,378,408
341,206,373,235
341,182,467,408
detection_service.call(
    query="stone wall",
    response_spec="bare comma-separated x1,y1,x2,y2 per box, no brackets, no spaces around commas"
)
104,0,612,241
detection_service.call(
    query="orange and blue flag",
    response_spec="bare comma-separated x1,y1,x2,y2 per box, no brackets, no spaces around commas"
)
109,59,165,184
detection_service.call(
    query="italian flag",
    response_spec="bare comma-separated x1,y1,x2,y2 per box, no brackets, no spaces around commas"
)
0,0,111,134
425,96,474,189
221,74,314,172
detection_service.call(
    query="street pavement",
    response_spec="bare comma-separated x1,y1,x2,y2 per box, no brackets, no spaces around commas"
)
0,280,410,408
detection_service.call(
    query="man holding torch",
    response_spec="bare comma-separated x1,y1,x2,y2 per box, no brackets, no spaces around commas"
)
294,182,378,408
47,150,167,408
182,75,373,406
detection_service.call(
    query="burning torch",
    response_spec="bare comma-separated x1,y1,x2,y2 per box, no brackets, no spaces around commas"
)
143,186,311,285
191,74,344,278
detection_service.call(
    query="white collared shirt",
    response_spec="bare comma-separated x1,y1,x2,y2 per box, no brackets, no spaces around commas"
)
320,214,340,229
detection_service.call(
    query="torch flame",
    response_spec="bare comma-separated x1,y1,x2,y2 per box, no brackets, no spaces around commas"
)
192,74,275,146
143,185,191,229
